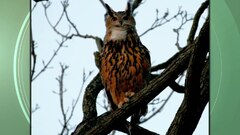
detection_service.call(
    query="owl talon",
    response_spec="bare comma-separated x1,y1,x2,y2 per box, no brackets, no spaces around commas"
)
125,92,135,98
117,97,130,108
118,101,124,108
124,97,130,102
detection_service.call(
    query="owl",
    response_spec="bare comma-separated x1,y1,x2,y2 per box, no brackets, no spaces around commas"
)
100,3,151,125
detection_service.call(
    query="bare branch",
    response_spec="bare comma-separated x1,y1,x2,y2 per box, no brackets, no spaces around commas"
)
31,1,104,83
31,37,37,81
151,1,208,72
151,44,188,72
114,120,160,135
33,0,48,3
31,104,40,113
42,1,99,41
56,63,70,135
42,1,104,72
97,91,110,112
187,0,209,44
55,64,93,135
169,81,185,93
150,61,169,72
141,73,184,123
31,2,38,12
140,7,183,37
173,10,193,50
54,6,65,28
32,38,68,81
166,14,209,135
66,70,93,124
42,1,70,38
140,90,174,123
82,73,104,121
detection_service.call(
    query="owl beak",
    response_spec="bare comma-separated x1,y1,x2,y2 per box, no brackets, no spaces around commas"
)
119,20,123,25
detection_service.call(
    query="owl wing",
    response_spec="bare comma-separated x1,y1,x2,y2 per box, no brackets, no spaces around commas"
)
141,43,151,84
99,44,118,111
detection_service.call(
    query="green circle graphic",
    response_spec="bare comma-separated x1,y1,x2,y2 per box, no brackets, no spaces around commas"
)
13,13,30,123
211,26,223,114
211,0,240,134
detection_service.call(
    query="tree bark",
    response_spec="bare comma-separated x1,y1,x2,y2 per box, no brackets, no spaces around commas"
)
166,16,209,135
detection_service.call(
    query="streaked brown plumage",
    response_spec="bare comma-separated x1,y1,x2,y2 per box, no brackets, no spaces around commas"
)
100,3,151,125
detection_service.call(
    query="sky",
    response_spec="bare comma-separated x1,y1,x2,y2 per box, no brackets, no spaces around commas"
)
31,0,208,135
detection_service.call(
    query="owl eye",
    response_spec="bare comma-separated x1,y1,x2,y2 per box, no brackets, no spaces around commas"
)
123,16,129,20
112,17,117,21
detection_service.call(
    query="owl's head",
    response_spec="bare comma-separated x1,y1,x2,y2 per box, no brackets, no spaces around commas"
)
104,3,136,30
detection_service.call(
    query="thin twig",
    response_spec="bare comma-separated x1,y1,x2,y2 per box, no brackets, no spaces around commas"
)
31,2,38,12
55,65,93,135
140,7,183,37
173,10,193,50
66,69,93,124
56,63,69,135
54,5,65,28
42,1,98,40
33,1,102,81
151,45,189,72
31,104,40,113
42,1,70,38
140,74,184,123
32,38,68,81
140,91,174,123
97,91,110,111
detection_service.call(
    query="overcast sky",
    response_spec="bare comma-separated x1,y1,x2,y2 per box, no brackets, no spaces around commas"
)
31,0,208,135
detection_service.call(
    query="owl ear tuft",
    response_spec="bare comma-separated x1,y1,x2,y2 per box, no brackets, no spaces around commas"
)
105,4,114,17
125,2,132,16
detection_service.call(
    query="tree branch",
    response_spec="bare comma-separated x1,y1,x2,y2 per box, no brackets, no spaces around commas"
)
173,10,193,50
66,70,93,125
114,120,160,135
169,81,185,93
187,0,209,44
151,43,190,72
31,37,37,81
140,7,184,37
42,1,99,41
140,90,174,124
166,15,209,135
56,64,70,135
32,38,67,81
142,72,185,124
82,73,104,121
31,104,40,113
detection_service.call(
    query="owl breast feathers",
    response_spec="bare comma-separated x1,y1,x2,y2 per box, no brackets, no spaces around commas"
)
100,3,151,117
